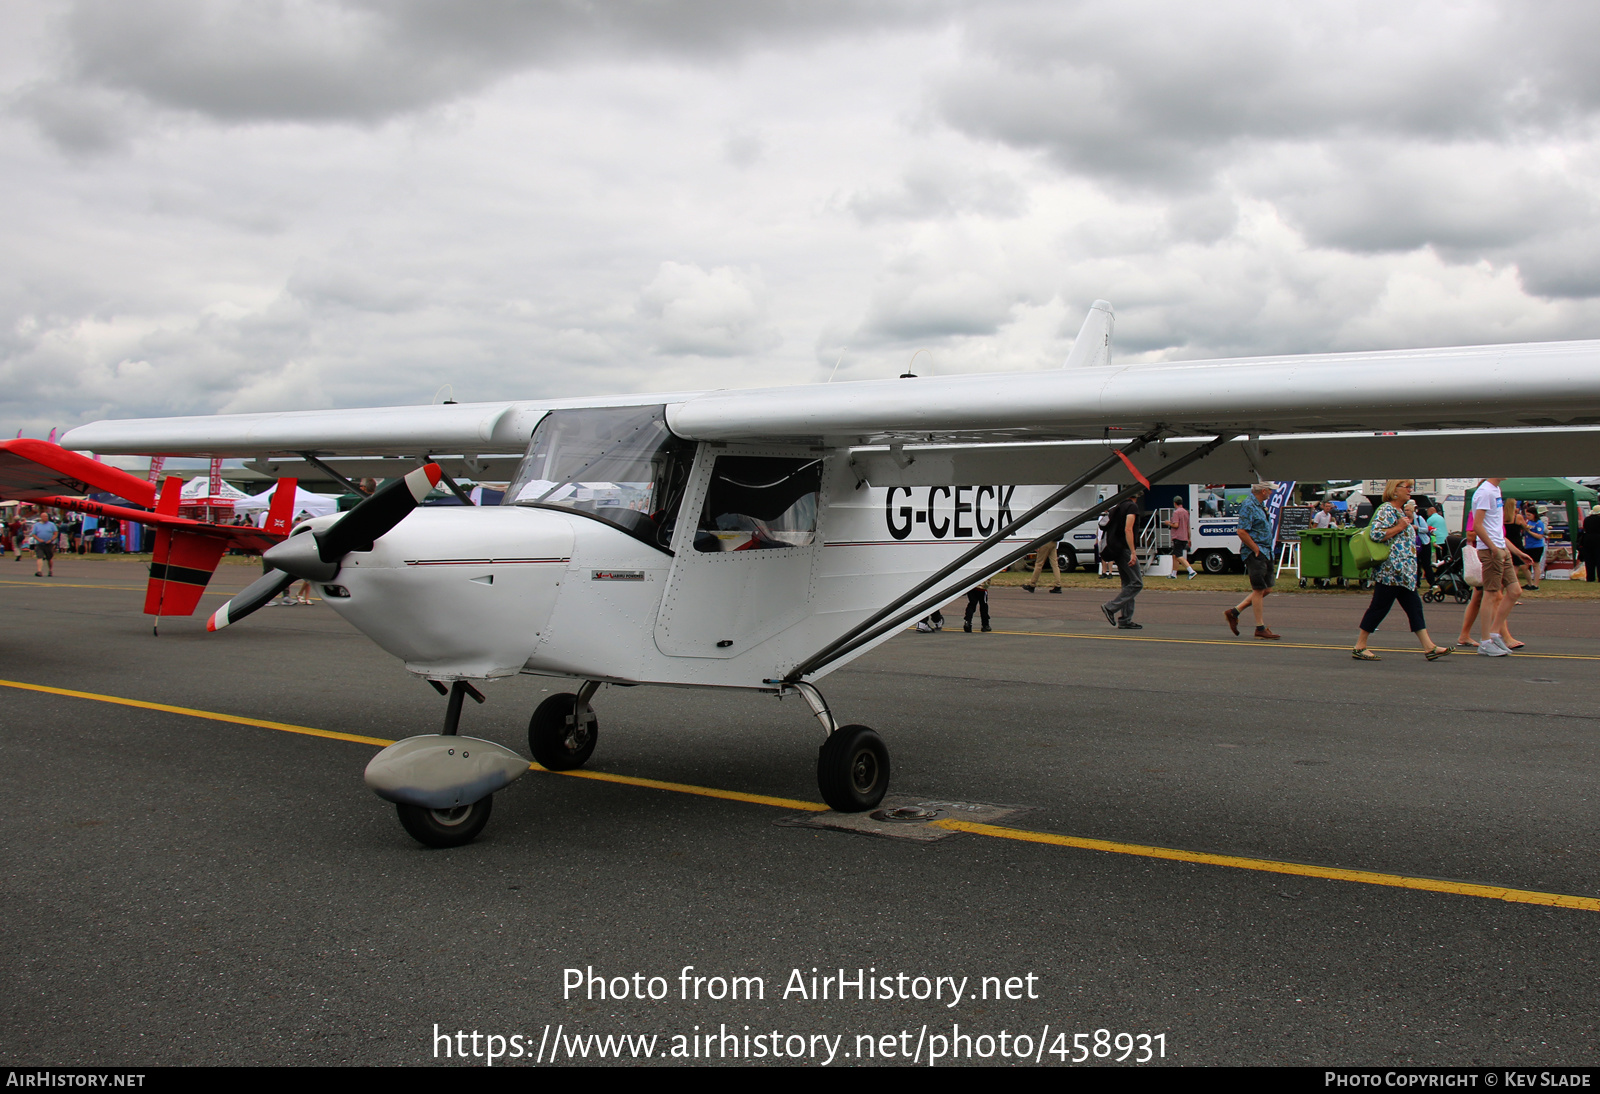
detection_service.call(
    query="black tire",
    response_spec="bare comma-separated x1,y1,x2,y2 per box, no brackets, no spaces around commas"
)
1059,546,1078,573
529,692,599,770
1201,551,1228,575
396,795,493,848
816,724,890,813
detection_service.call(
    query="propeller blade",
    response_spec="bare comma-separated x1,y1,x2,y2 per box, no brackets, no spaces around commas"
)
317,463,442,559
207,569,296,632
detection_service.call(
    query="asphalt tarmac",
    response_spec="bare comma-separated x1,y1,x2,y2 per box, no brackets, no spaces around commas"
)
3,558,1598,1067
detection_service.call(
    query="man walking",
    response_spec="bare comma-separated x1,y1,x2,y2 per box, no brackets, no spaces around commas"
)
1100,487,1145,629
29,510,58,578
1466,478,1519,656
964,577,992,633
1165,494,1197,579
1022,537,1063,594
1225,482,1280,639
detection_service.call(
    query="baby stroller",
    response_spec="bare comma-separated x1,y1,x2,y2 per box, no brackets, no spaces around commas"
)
1424,534,1472,604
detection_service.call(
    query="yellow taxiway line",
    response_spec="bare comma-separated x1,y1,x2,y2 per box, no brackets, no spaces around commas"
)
930,819,1600,912
4,676,1597,913
0,678,391,747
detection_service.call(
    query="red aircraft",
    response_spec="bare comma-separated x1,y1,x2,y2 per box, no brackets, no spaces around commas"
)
0,438,297,618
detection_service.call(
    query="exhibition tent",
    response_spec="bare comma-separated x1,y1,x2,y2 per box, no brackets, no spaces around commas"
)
234,483,340,525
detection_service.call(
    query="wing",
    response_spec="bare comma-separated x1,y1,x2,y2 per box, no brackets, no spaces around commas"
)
668,340,1600,445
58,305,1600,463
0,439,157,505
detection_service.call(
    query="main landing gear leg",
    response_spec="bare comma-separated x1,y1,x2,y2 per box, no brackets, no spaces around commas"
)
790,682,890,814
529,680,600,770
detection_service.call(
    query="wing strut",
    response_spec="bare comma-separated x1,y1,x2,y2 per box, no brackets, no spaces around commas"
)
297,452,363,495
780,431,1229,684
426,458,476,506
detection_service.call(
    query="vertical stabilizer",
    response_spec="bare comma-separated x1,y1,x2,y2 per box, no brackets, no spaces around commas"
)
263,477,298,536
1063,299,1114,369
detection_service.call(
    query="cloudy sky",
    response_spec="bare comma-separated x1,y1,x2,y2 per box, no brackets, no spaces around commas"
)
5,0,1600,437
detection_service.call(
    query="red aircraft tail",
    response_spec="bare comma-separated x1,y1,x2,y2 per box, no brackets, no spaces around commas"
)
144,476,226,617
145,528,229,617
262,477,298,536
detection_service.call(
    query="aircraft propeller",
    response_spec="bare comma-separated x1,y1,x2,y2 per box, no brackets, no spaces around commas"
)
207,463,442,632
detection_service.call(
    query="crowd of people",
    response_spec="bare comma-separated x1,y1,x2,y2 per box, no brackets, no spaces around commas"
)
930,477,1598,663
1,506,113,576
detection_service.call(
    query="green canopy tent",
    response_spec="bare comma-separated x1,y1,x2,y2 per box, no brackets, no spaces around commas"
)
1481,477,1599,543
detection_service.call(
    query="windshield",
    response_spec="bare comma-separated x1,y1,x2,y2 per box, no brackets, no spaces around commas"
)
503,405,694,551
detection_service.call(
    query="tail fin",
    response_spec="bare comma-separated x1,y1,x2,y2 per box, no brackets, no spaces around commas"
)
262,477,298,536
145,529,228,617
1063,299,1114,369
155,475,183,516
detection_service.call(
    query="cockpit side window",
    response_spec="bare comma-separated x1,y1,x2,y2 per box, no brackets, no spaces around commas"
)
694,455,821,552
503,405,694,552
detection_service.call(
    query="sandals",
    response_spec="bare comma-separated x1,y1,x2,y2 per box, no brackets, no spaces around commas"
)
1426,646,1453,660
1352,648,1380,661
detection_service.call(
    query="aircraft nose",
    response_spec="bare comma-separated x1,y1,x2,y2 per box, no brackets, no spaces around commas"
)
315,506,575,679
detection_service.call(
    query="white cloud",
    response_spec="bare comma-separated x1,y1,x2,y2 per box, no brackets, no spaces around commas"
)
637,262,779,357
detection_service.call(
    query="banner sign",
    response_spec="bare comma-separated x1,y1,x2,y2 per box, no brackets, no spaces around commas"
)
1266,481,1297,545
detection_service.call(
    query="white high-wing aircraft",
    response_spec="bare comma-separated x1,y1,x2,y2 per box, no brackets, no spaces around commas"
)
62,302,1600,847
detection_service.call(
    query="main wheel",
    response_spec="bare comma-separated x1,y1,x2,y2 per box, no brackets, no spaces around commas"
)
1060,546,1079,573
397,795,493,848
816,724,890,813
529,692,599,770
1202,551,1228,575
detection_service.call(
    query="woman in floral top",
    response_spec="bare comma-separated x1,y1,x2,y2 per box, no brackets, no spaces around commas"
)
1352,479,1452,661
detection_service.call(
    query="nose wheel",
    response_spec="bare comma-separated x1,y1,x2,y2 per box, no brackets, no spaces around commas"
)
396,797,494,849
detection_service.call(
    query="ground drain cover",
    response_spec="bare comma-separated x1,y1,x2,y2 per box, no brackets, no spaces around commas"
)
776,794,1030,842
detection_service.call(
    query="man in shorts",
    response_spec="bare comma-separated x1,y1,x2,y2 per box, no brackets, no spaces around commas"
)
1225,482,1279,639
1165,495,1196,579
1467,478,1519,656
30,512,58,578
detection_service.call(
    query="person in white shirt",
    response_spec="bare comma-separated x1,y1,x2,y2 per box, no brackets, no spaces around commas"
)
1462,478,1532,656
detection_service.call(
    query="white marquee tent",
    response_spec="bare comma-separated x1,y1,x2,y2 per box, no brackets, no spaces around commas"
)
234,483,340,526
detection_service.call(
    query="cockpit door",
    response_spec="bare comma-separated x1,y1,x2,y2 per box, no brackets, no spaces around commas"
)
654,443,826,659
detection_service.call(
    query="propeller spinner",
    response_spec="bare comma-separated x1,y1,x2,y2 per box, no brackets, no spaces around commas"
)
208,463,442,632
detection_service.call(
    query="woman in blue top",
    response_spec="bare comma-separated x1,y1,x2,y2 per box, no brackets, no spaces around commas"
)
1522,504,1545,589
1352,480,1452,661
